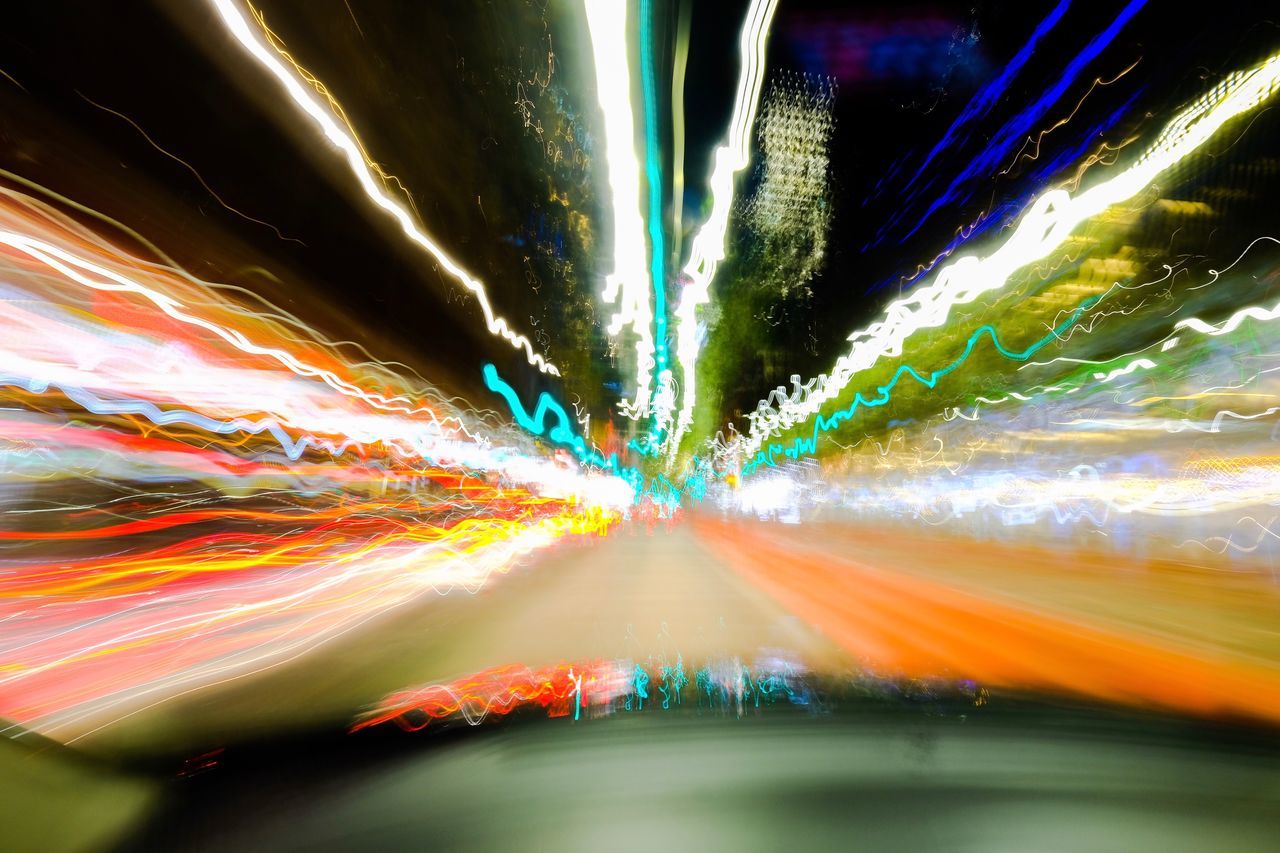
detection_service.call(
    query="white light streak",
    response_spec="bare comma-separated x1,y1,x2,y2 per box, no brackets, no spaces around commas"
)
583,0,656,417
208,0,559,375
665,0,779,455
733,49,1280,468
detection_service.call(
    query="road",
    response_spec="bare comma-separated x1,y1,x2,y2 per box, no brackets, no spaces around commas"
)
66,513,1280,757
79,521,844,756
12,513,1280,851
697,516,1280,723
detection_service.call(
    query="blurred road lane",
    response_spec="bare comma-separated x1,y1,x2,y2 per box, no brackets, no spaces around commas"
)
83,524,845,755
695,516,1280,723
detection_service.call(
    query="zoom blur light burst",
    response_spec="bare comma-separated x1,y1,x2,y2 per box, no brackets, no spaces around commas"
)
1,2,1279,851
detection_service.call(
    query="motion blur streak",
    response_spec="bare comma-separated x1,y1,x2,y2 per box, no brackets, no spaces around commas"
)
0,183,621,739
352,661,631,730
5,508,614,739
733,48,1280,470
896,0,1072,204
354,654,814,731
583,0,656,418
639,0,668,383
696,519,1280,723
7,5,1280,849
666,0,779,456
206,0,560,375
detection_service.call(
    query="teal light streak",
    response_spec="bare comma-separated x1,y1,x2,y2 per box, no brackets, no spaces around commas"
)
480,363,704,509
744,294,1103,476
639,0,667,376
658,655,688,709
482,363,636,482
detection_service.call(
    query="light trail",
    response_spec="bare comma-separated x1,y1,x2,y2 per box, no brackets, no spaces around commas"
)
881,0,1146,248
583,0,656,418
0,185,627,497
896,0,1073,202
664,0,779,456
0,180,625,739
639,0,669,387
206,0,560,375
732,48,1280,474
711,219,1280,563
353,661,631,730
353,654,812,730
8,507,616,740
1177,299,1280,337
481,362,694,512
9,0,1280,759
816,461,1280,521
669,0,692,266
740,295,1103,475
697,517,1280,725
